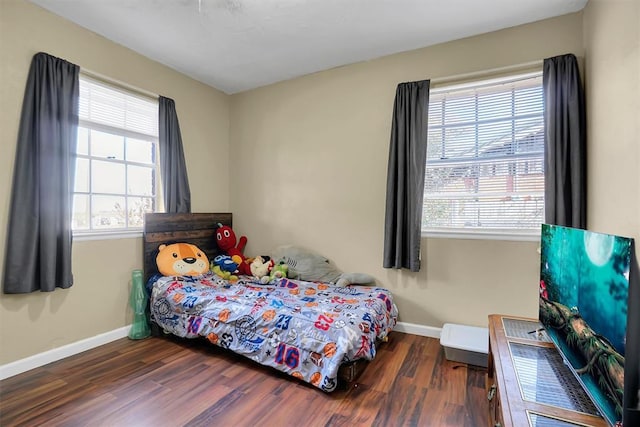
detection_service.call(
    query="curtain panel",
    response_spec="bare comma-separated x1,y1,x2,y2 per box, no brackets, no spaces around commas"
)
543,53,587,229
159,96,191,213
3,52,79,293
383,80,430,272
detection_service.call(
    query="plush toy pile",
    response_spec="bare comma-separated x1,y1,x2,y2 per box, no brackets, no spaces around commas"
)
156,224,375,287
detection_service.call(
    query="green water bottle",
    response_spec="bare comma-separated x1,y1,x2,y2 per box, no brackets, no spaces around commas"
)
128,269,150,339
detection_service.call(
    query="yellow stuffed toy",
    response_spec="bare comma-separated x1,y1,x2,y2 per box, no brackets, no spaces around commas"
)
156,243,210,277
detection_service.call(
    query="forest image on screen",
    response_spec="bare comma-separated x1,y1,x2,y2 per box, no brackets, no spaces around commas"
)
539,224,632,426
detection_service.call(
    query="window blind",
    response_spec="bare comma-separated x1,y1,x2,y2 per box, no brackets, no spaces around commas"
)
79,75,158,138
423,72,544,235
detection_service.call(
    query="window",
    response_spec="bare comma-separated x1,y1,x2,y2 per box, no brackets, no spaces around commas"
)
73,75,160,235
423,72,544,238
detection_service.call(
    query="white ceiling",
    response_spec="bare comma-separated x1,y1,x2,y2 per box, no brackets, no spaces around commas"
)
30,0,588,94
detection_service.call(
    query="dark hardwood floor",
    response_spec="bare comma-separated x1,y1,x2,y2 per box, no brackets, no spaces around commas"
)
0,332,488,426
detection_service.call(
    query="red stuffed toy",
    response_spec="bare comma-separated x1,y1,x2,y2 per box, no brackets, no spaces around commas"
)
215,223,251,275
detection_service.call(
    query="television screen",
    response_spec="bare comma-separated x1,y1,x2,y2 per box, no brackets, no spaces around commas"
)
539,224,633,426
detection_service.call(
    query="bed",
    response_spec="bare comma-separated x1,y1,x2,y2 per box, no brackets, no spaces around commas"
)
143,212,398,391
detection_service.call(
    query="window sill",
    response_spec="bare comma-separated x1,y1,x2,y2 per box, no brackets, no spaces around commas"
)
73,230,143,242
422,229,541,242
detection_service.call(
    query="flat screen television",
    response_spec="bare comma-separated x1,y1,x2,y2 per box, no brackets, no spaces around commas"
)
539,224,639,426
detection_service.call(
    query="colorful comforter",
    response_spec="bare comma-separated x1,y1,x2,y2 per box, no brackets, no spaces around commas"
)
148,273,398,392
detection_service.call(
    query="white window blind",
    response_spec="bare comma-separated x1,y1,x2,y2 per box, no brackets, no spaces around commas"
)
423,72,545,237
79,75,158,138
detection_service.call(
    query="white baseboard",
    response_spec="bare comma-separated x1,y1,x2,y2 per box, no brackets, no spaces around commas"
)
0,322,438,381
394,321,442,339
0,325,131,381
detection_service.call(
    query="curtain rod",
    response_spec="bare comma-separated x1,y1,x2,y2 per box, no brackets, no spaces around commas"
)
430,59,543,86
79,68,159,100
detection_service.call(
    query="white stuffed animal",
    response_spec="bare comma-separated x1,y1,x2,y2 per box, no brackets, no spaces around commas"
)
250,255,273,284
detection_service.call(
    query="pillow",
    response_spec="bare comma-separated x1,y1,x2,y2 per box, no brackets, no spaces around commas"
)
156,243,210,277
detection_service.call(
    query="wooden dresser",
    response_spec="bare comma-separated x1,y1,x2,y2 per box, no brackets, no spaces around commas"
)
487,314,608,427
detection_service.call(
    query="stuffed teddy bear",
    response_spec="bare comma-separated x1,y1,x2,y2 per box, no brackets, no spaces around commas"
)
272,245,374,287
215,223,252,275
250,255,274,284
156,243,210,277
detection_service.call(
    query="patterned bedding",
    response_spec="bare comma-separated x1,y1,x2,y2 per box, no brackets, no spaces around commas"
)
148,272,398,391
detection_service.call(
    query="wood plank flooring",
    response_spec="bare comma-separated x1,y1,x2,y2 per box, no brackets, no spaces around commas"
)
0,332,488,426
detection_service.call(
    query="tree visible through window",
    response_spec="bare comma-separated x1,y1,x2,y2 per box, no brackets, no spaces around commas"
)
423,72,544,236
73,75,160,233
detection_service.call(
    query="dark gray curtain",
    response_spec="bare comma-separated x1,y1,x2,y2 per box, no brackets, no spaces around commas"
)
383,80,430,272
158,96,191,213
543,54,586,229
3,52,79,293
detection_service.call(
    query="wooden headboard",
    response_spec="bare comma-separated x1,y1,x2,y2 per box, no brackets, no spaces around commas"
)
143,212,232,283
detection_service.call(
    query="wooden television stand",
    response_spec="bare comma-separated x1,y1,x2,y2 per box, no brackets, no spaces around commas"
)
487,314,608,427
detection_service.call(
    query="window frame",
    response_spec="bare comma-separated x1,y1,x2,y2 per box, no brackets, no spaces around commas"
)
422,71,545,241
72,74,161,239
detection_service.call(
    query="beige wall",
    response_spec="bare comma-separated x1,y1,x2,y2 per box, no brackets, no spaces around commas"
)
229,13,585,329
0,0,230,365
583,0,640,241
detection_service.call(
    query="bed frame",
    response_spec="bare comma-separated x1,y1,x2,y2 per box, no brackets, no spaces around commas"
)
142,212,371,384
